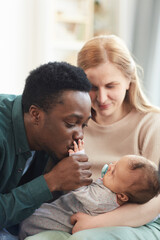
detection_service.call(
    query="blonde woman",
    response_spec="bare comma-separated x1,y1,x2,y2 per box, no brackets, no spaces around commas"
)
69,35,160,240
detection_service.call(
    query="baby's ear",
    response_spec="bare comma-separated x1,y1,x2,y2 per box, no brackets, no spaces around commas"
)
117,193,129,202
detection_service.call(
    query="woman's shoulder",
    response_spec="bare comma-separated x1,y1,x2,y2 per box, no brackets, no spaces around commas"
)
129,108,160,121
135,110,160,134
140,110,160,123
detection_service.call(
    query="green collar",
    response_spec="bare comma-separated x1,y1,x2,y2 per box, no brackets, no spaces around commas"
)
12,95,31,158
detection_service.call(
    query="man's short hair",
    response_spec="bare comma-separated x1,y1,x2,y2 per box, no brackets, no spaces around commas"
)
22,62,91,112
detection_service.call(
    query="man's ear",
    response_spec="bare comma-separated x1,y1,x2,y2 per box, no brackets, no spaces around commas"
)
29,105,41,125
117,193,129,203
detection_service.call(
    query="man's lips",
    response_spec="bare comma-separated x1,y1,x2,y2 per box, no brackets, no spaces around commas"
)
67,144,74,151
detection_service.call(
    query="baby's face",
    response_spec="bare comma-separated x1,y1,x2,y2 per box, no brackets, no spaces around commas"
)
103,156,141,193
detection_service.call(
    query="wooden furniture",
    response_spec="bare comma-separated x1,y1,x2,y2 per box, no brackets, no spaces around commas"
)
52,0,94,65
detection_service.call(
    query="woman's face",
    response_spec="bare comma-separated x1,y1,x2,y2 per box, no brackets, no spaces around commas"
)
85,62,130,125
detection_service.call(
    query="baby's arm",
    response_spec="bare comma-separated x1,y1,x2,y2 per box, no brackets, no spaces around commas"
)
71,194,160,233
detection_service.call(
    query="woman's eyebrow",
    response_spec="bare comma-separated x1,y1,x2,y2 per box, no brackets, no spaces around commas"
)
106,81,119,85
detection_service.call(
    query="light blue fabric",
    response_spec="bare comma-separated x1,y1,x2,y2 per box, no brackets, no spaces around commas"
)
22,151,35,175
25,230,70,240
24,219,160,240
0,229,18,240
69,220,160,240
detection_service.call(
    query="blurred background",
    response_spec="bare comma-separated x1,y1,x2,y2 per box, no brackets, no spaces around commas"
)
0,0,160,106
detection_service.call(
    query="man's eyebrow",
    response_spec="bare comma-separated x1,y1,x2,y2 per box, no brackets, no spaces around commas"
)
67,114,92,120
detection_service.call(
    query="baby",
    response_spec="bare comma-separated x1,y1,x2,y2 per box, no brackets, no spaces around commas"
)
19,140,160,239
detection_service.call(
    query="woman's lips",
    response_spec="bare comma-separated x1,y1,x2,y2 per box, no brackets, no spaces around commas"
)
98,103,111,110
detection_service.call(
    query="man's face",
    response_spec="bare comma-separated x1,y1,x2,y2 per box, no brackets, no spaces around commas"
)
33,91,91,159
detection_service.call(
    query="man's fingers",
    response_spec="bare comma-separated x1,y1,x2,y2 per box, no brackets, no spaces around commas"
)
79,177,92,187
79,161,92,170
73,154,88,162
69,154,92,169
46,154,92,191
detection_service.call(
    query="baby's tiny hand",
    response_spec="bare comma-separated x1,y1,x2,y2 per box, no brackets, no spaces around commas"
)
68,140,85,156
77,139,84,151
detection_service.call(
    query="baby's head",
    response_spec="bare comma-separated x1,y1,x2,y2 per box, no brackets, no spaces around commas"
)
103,155,160,204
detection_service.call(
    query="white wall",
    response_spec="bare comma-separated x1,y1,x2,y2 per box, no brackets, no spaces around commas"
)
0,0,140,95
1,0,160,107
0,0,55,94
116,0,137,50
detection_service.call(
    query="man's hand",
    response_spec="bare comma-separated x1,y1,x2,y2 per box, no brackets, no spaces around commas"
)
44,154,92,192
71,212,96,233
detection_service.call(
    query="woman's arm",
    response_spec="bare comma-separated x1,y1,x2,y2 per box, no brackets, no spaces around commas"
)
71,194,160,233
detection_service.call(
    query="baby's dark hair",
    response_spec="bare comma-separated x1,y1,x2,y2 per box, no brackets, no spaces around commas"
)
22,62,91,113
125,156,160,204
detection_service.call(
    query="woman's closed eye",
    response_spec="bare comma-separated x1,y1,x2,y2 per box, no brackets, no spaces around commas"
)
106,85,115,89
105,82,119,89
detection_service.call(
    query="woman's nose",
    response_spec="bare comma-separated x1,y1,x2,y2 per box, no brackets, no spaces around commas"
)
97,88,107,104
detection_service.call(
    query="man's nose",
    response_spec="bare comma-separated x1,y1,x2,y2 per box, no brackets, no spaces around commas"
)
73,127,83,141
97,88,107,104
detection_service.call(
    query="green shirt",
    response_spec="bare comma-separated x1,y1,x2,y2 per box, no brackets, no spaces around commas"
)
0,94,53,228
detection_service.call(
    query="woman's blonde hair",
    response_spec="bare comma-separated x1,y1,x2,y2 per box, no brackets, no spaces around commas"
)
77,35,160,113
